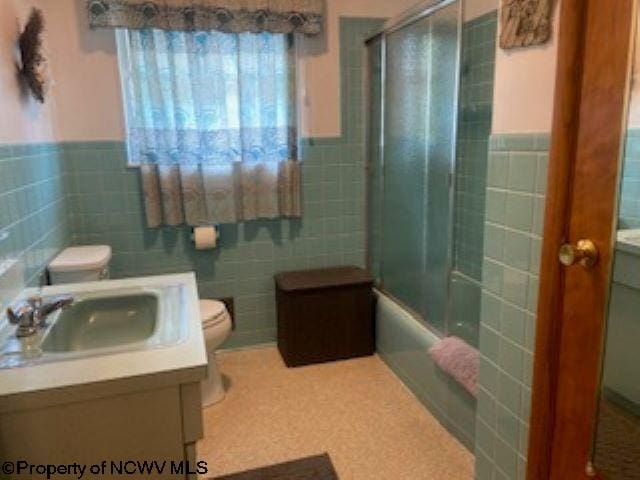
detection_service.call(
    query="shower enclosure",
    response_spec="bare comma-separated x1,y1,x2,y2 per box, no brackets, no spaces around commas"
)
366,0,495,348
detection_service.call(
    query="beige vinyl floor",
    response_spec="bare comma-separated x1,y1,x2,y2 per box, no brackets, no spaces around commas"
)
197,346,474,480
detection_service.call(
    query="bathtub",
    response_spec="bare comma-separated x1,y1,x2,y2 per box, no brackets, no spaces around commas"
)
375,287,477,450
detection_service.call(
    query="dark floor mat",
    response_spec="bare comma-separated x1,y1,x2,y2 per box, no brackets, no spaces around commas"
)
213,454,339,480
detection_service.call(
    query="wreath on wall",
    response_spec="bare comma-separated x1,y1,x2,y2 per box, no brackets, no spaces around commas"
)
17,8,48,103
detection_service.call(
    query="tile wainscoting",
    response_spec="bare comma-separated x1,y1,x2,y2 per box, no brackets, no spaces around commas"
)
475,127,638,479
0,143,71,310
475,133,549,480
63,136,368,348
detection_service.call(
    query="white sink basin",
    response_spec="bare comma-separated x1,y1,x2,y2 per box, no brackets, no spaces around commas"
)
0,279,189,369
41,293,158,353
616,228,640,255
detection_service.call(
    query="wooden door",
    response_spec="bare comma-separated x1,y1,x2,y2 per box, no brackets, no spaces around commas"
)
527,0,637,479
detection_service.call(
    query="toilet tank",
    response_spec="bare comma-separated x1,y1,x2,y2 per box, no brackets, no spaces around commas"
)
48,246,112,285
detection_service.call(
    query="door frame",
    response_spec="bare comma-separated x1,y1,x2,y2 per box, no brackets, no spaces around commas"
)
527,0,636,479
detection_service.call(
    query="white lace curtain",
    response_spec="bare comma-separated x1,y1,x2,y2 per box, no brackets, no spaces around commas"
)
116,28,301,227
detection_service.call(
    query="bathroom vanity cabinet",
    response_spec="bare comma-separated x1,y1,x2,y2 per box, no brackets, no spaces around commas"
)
0,378,204,479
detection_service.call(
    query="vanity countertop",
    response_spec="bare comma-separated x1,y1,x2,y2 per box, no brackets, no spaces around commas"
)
0,273,207,409
616,228,640,256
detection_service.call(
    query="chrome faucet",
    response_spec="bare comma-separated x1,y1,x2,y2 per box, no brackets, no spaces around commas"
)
6,295,74,338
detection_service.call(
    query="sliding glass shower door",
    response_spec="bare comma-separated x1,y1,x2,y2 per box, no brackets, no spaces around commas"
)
377,1,461,332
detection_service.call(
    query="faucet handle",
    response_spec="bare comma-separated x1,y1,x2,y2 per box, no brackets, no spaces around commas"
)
42,295,74,312
6,300,35,325
6,307,20,325
35,295,74,325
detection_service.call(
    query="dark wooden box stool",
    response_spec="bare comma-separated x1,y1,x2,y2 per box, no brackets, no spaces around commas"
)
274,266,375,367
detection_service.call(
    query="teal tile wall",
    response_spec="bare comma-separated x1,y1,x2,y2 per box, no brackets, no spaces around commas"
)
620,129,640,229
63,17,385,349
0,143,71,309
454,11,497,282
475,133,549,480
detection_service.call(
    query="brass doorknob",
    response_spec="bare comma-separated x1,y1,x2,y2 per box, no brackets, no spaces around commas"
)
559,239,599,268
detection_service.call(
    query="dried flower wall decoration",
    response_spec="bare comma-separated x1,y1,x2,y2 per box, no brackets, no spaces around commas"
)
17,8,48,103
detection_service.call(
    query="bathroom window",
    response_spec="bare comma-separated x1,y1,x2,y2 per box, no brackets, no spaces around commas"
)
115,29,301,227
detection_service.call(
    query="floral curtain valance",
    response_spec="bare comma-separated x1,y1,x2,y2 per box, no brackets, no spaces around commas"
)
88,0,325,35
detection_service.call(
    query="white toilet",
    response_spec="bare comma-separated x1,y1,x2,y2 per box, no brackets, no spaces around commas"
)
48,245,112,284
199,299,232,406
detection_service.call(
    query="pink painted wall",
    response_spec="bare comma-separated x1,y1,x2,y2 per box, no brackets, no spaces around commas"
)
0,0,418,144
491,1,560,134
5,0,551,143
0,1,56,143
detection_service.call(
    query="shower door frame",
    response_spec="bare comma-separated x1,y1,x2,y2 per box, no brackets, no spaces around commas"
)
364,32,386,286
364,0,463,336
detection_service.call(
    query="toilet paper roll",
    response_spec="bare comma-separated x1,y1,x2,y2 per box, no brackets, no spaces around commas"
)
193,226,218,250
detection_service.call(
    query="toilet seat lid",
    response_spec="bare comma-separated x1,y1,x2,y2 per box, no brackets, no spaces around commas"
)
199,300,229,326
